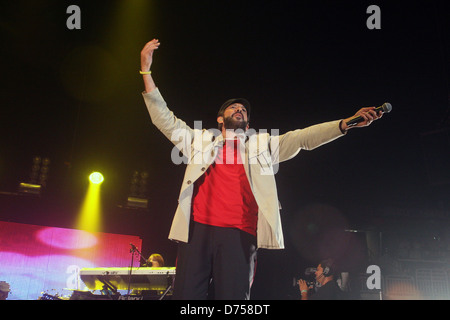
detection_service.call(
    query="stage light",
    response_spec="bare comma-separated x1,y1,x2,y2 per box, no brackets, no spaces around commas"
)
77,172,104,232
126,196,148,209
18,156,50,196
89,172,104,184
18,182,41,195
126,171,148,210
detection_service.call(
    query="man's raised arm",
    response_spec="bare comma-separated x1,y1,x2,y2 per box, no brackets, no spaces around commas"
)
140,39,160,93
140,39,195,155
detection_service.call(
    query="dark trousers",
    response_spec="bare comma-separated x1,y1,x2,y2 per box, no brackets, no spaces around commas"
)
172,221,257,300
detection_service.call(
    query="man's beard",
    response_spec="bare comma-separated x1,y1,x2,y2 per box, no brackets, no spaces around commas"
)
223,115,248,131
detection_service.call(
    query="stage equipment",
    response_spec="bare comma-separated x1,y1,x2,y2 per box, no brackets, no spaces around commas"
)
79,267,175,292
18,156,50,195
89,172,104,184
124,170,149,210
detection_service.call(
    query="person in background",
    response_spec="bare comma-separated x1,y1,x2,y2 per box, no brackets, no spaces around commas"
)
0,281,10,300
147,253,165,267
298,258,345,300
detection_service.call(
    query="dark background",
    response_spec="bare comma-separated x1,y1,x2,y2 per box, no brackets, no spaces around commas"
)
1,0,449,299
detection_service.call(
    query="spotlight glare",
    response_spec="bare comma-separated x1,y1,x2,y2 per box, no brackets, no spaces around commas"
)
89,172,104,184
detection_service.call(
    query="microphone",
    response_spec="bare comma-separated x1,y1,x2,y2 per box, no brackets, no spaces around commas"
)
346,102,392,127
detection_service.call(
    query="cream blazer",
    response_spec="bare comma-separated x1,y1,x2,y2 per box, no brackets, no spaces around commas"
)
142,88,345,249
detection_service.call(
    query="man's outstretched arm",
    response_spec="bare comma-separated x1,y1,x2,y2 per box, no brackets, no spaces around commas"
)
271,106,383,163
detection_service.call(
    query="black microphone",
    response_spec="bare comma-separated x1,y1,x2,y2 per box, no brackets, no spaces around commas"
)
346,102,392,127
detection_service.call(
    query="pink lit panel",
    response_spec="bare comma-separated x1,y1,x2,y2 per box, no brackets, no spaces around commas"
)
0,221,142,300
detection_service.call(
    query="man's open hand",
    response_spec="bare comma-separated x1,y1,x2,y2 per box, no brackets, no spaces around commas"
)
141,39,160,72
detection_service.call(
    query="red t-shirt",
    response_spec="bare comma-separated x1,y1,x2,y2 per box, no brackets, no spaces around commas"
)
191,139,258,236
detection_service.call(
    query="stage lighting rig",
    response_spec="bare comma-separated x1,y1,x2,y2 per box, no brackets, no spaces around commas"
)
18,156,50,196
89,172,104,185
123,170,149,210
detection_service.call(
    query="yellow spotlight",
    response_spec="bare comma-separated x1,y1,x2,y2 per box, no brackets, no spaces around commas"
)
77,172,104,232
89,172,104,184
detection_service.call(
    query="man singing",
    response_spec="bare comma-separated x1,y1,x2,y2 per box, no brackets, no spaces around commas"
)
140,39,382,300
